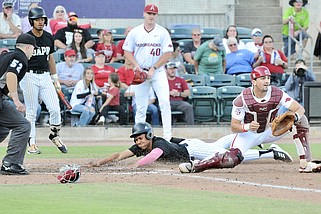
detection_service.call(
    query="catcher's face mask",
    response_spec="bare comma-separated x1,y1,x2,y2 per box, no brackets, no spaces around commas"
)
57,164,81,183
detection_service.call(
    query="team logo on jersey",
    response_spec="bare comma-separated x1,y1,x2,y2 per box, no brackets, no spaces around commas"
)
149,5,156,11
235,108,241,115
285,97,292,102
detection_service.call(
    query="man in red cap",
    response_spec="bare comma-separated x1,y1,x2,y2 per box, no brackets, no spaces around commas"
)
54,11,94,53
123,4,173,141
56,49,84,101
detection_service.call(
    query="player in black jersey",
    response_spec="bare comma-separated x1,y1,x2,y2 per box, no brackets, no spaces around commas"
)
0,34,37,175
19,7,67,154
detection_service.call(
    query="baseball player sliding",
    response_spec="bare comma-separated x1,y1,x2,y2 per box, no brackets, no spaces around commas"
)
88,122,292,168
19,7,67,154
123,4,173,141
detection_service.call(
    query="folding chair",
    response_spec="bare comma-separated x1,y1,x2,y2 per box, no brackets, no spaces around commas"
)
191,86,217,122
217,86,245,123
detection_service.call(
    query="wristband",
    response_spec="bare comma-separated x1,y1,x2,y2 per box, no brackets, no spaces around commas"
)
242,124,250,132
51,73,58,82
153,66,157,70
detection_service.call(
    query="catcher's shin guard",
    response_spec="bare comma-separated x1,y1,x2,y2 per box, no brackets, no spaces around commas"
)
293,125,312,161
193,148,244,173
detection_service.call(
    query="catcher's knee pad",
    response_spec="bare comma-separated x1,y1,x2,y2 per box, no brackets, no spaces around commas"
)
223,148,244,167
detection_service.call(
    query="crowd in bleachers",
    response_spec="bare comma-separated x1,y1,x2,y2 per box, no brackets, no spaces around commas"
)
0,0,316,127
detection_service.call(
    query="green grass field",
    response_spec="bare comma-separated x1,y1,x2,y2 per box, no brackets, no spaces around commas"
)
0,144,321,214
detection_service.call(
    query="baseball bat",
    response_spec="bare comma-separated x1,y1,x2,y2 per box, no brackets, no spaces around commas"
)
57,90,72,110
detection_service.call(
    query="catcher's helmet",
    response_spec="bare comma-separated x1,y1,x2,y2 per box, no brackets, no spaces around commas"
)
28,7,48,26
57,165,81,183
251,66,271,80
130,122,153,140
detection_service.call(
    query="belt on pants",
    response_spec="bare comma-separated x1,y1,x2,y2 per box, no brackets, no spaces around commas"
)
28,70,49,74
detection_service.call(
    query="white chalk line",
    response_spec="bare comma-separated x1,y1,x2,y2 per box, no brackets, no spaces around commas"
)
35,168,321,193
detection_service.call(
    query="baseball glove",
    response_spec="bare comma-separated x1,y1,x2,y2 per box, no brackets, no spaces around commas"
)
271,111,295,136
131,69,148,85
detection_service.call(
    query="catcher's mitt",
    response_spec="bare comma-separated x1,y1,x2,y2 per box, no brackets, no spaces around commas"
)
271,111,295,136
131,69,148,85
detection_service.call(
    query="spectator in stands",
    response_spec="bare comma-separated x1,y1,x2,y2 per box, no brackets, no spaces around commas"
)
125,86,160,126
70,67,98,127
222,25,246,54
117,58,134,89
245,28,263,53
21,3,52,33
0,47,8,54
91,51,115,88
0,0,22,39
69,30,93,63
183,28,202,65
285,59,315,105
93,29,103,51
95,29,117,63
49,5,67,35
115,26,133,62
54,12,94,53
56,49,84,100
97,73,127,125
282,0,309,58
253,35,288,86
169,41,186,76
194,37,226,75
166,62,194,125
225,37,257,75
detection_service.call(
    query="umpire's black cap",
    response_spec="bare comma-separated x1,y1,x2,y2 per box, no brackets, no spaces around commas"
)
16,34,38,48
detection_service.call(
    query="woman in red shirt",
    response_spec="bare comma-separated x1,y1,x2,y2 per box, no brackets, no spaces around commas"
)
117,59,134,89
253,35,288,86
91,51,115,88
97,73,126,125
95,29,117,63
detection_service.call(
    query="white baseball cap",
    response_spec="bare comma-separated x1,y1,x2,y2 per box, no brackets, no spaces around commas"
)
251,28,262,37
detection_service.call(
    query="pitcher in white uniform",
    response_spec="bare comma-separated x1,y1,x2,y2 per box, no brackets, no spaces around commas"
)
123,4,173,141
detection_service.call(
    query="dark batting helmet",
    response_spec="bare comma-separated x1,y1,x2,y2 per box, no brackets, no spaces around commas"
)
28,7,48,26
130,122,153,140
251,66,271,80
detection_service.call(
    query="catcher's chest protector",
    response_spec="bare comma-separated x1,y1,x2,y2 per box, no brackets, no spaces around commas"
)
243,86,282,133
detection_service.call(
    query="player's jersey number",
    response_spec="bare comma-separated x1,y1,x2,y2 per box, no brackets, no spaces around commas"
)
150,48,161,56
10,59,23,73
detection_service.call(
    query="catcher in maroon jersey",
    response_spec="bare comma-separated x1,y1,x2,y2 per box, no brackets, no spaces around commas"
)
179,66,321,173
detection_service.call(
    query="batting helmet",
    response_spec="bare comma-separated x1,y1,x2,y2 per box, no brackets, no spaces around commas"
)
130,122,153,140
251,66,271,80
57,164,81,184
28,7,48,26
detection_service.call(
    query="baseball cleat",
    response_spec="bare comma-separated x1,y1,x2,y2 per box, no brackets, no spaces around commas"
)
178,160,199,173
0,162,29,175
270,144,293,162
299,161,321,173
27,144,42,154
97,116,105,125
50,135,68,153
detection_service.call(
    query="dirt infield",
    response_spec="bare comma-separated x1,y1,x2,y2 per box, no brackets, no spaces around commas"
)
1,156,321,204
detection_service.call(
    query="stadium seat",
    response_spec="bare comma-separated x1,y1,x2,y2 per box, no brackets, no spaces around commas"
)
182,74,206,87
201,27,224,39
217,86,245,123
235,73,252,87
205,74,236,88
0,39,16,51
107,62,124,69
236,27,252,39
191,86,217,122
183,63,195,74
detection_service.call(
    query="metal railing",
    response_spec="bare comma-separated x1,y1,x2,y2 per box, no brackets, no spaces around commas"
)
288,19,313,70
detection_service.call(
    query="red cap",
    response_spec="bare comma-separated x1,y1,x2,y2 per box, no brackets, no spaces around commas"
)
68,12,78,18
144,4,158,14
95,51,105,56
251,66,271,80
64,49,76,57
102,29,111,35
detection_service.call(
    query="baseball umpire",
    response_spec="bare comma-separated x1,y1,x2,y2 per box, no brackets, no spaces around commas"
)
0,34,37,175
19,7,67,154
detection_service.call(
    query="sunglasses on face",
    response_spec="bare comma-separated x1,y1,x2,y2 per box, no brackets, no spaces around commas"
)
229,43,237,47
4,6,12,9
74,29,83,33
193,34,201,36
69,17,78,22
56,10,64,13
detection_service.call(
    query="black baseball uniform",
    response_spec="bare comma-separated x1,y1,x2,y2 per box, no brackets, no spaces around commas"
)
0,49,31,166
129,137,190,162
